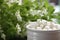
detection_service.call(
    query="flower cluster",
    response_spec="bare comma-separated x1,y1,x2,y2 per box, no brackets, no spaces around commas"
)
6,0,22,6
30,8,48,16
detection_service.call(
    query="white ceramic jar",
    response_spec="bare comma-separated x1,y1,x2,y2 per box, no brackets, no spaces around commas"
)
26,22,60,40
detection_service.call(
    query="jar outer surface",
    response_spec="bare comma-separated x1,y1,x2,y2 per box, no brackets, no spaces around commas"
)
27,29,60,40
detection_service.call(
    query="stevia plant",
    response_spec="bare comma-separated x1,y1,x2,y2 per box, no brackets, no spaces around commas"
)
0,0,19,39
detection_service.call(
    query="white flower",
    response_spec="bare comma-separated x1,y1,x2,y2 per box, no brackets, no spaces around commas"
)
6,0,22,6
39,8,48,17
15,10,22,21
30,9,41,16
1,33,6,40
16,23,21,34
7,2,11,7
18,0,22,5
16,23,21,31
30,8,48,17
30,0,35,2
30,10,36,16
42,8,48,15
30,9,33,11
6,0,14,7
9,0,14,3
37,10,41,13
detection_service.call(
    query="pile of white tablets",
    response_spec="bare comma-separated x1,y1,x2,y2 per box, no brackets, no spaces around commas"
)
27,19,60,31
